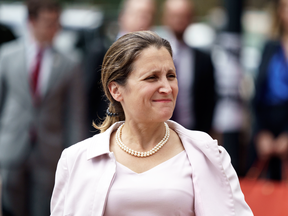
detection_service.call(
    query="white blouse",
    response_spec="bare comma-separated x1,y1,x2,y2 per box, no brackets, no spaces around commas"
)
104,150,195,216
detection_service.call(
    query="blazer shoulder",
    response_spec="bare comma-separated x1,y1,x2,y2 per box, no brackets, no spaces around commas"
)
0,39,24,58
264,39,280,49
185,129,215,143
260,40,280,59
54,48,81,66
171,121,215,143
64,132,108,160
64,136,94,158
257,40,281,80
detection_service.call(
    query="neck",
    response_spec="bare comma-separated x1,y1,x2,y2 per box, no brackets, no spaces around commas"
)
30,32,48,48
121,120,167,151
36,40,51,48
174,32,184,42
32,33,51,49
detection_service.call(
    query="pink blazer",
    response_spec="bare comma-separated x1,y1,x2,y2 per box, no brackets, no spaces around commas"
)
50,120,253,216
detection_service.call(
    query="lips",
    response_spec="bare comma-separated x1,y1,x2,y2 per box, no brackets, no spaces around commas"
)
152,99,172,102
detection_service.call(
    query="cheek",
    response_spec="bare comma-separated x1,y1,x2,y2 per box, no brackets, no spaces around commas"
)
172,82,179,97
139,84,156,96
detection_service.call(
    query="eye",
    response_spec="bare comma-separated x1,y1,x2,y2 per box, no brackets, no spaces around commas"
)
167,73,176,80
145,75,157,80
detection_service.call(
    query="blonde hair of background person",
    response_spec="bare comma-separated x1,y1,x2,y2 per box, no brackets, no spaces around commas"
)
251,0,288,180
269,0,288,38
254,0,288,161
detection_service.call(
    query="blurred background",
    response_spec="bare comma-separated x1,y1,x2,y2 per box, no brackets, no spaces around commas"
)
1,0,286,215
0,0,274,68
0,0,273,93
0,0,277,176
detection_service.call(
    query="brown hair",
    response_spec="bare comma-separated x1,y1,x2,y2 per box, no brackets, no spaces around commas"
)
270,0,285,38
93,31,173,133
26,0,61,20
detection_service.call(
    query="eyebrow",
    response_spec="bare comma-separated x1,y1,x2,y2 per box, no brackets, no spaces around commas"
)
148,68,176,74
137,67,176,79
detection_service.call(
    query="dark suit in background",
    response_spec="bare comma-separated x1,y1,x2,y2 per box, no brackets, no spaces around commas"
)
171,46,217,133
249,40,288,180
192,48,217,132
84,37,107,135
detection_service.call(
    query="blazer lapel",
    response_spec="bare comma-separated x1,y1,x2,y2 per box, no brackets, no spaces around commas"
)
167,121,234,216
14,42,33,104
43,50,63,99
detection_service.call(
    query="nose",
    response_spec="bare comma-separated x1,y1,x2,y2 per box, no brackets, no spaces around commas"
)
159,78,172,94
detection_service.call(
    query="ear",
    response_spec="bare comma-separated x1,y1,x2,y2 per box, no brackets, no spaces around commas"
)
108,81,123,102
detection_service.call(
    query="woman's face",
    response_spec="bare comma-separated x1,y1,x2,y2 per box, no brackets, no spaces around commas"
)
279,0,288,32
111,46,178,124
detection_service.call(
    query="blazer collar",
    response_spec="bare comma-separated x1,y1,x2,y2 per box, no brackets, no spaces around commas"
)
86,121,124,160
86,120,216,160
86,120,216,158
167,120,220,163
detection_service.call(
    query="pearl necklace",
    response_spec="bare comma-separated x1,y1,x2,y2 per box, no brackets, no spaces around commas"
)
116,122,170,157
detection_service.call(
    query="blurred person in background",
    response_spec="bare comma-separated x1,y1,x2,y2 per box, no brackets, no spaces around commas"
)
0,0,86,215
117,0,156,38
251,0,288,180
0,23,16,47
210,1,245,176
162,0,217,134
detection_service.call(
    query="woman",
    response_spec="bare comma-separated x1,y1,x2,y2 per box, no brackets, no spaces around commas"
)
252,0,288,180
50,31,253,215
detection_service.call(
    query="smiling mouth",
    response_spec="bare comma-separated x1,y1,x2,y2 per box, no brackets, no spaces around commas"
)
153,99,172,102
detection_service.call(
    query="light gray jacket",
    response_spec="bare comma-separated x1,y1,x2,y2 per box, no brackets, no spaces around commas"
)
0,39,87,168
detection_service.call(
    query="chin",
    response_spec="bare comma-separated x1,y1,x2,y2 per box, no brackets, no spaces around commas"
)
156,112,173,122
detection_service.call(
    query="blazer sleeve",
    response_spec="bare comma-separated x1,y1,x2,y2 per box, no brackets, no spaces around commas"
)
50,149,69,216
218,145,254,216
